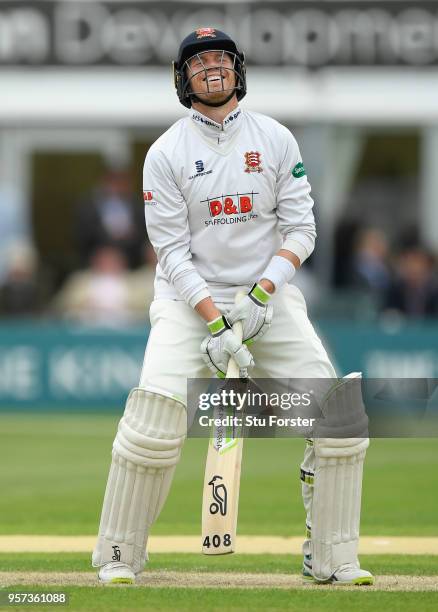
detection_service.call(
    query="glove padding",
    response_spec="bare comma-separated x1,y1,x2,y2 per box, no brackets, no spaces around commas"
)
201,315,254,379
226,283,273,345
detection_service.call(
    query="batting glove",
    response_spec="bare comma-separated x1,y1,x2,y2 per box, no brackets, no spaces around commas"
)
226,283,273,345
201,315,254,379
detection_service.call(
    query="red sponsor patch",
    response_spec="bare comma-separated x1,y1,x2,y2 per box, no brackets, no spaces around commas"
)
244,151,263,173
143,191,153,202
201,192,257,217
196,28,216,39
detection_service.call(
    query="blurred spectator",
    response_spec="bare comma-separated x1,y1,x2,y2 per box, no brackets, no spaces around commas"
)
0,242,41,317
51,246,145,326
0,186,28,283
384,246,438,318
74,166,144,268
351,228,391,294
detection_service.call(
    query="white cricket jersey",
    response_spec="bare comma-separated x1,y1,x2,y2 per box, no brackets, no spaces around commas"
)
143,106,316,307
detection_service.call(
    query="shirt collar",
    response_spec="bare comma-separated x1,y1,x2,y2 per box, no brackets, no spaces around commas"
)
190,106,243,141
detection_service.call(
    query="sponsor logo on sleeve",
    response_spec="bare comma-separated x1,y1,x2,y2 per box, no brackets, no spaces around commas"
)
201,191,258,226
143,190,157,205
244,151,263,173
292,162,306,178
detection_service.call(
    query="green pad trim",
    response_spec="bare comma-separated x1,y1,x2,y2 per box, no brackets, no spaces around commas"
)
300,468,314,486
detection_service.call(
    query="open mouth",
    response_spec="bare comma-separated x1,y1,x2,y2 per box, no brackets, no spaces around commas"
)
203,74,224,84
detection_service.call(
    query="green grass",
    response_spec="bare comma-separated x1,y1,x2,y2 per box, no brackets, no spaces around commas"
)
1,587,438,612
1,554,438,612
0,414,437,536
1,553,438,576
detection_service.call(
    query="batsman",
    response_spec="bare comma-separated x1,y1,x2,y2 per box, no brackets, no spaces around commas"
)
92,28,373,586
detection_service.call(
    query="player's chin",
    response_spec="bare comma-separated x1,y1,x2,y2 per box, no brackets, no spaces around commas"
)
196,89,232,104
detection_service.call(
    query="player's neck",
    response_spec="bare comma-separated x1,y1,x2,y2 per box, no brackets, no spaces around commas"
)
192,97,239,126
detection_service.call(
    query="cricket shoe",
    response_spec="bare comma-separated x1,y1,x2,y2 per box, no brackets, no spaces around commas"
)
98,561,135,585
302,553,314,582
302,558,374,585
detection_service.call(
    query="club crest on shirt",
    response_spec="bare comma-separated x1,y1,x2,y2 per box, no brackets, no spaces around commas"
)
196,28,216,39
244,151,263,173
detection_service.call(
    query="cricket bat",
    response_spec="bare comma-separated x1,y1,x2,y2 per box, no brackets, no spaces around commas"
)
201,292,247,555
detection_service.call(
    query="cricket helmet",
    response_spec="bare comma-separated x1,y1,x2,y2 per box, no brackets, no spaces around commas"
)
173,28,247,108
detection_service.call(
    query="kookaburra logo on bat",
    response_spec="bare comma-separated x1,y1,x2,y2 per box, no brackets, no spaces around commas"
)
208,475,228,516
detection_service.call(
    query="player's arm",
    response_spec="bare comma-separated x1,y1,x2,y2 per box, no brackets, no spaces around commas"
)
260,127,316,293
273,127,317,274
227,129,315,344
143,147,211,310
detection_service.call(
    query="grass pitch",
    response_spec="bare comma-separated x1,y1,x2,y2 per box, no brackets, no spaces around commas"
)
1,552,438,576
1,554,438,611
1,414,437,536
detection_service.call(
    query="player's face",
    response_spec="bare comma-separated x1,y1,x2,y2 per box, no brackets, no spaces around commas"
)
186,50,236,104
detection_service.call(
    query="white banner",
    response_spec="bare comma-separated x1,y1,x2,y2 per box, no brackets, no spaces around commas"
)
0,1,437,67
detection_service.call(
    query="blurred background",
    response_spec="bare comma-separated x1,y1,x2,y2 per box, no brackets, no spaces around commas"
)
1,0,438,410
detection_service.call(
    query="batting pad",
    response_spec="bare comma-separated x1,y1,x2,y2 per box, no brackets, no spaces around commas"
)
92,388,186,574
300,440,314,557
311,373,369,580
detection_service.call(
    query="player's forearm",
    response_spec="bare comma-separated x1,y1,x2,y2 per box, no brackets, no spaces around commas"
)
152,244,211,308
277,249,301,269
195,296,222,323
259,249,301,294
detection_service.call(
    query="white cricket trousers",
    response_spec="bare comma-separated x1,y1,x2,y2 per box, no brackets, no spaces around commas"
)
139,284,336,397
